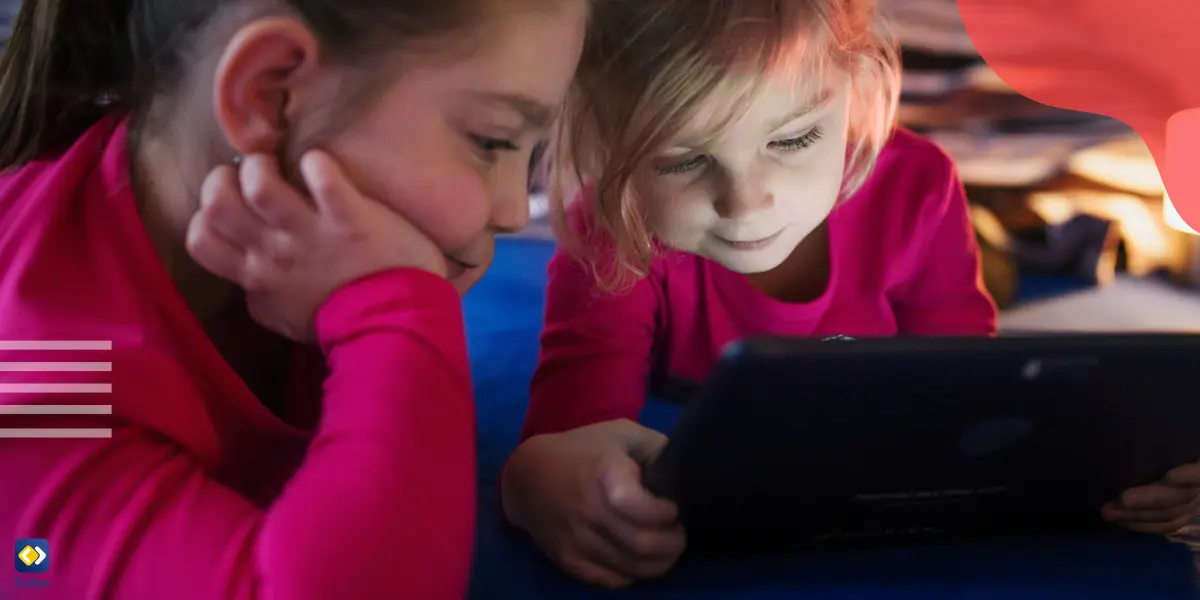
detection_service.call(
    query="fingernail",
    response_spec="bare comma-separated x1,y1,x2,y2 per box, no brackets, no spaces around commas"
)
609,484,632,502
299,152,321,177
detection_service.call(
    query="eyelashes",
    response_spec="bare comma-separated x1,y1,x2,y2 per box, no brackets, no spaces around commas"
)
467,134,522,166
657,154,707,176
768,126,824,152
471,135,519,153
654,125,826,176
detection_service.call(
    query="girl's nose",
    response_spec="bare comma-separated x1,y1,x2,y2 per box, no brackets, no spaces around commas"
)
715,179,774,220
490,179,530,235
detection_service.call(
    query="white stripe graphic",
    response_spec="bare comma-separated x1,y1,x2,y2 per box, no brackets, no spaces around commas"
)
0,342,115,438
0,428,112,439
0,405,112,415
0,383,111,394
0,341,112,351
0,362,112,372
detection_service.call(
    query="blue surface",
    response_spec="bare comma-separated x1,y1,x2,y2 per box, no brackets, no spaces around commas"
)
462,238,1200,599
1014,274,1094,305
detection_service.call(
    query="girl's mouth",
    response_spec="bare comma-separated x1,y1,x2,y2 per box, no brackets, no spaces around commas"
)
445,254,479,271
715,229,784,251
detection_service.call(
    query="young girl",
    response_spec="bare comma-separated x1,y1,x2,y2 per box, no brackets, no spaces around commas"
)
0,0,587,598
496,0,1200,588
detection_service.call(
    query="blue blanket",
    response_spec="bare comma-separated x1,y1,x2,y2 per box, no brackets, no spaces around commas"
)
463,238,1198,599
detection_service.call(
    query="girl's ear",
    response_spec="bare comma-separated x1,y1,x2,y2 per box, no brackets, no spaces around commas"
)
212,18,321,156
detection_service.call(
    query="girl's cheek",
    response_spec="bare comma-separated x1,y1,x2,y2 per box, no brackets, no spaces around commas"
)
392,165,494,250
327,132,492,252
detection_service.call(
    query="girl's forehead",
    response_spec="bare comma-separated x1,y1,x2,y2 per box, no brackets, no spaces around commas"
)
676,68,844,145
423,1,589,108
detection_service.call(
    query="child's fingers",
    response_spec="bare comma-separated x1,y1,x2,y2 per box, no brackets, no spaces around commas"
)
574,525,642,580
1120,484,1198,511
1122,521,1186,535
238,153,317,232
605,419,671,465
558,544,636,589
185,214,247,287
299,150,359,225
598,456,679,528
1103,495,1200,526
1164,460,1200,488
199,164,269,249
595,509,686,563
1107,504,1198,525
1113,511,1196,535
583,521,678,583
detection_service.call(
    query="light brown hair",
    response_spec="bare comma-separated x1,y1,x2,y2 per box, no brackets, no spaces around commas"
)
548,0,901,291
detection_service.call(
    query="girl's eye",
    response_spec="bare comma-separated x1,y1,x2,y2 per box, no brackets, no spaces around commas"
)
471,135,520,154
769,126,824,152
656,154,709,176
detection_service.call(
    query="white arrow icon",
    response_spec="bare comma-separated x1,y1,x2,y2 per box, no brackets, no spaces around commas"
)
33,546,46,566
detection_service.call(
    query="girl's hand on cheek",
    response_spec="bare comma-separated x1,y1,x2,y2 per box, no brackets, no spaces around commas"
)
186,151,447,342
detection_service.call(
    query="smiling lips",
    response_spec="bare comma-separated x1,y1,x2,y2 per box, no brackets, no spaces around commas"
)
715,229,783,251
444,254,478,277
445,255,477,269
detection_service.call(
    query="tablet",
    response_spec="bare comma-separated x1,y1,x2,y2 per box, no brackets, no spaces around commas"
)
642,333,1200,556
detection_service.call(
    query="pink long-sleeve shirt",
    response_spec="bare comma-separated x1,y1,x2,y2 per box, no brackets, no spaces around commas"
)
0,117,476,599
522,129,999,438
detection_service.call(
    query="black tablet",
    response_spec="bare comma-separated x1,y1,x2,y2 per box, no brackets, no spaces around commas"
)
642,334,1200,556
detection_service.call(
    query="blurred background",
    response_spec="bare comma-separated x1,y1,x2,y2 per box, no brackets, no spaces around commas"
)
6,0,1193,334
522,0,1200,335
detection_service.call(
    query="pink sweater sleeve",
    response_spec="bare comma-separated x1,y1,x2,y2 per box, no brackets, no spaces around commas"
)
521,247,661,441
893,167,1000,336
1,268,476,600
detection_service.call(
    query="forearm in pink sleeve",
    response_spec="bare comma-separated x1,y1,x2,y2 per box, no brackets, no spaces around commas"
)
521,249,660,440
894,173,1000,336
0,268,476,600
266,268,477,599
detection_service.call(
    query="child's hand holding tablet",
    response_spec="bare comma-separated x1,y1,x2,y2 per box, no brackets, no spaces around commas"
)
502,419,686,588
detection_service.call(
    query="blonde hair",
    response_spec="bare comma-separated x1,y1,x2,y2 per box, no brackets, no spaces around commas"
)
548,0,901,291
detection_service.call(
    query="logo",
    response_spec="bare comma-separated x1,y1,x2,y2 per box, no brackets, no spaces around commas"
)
14,539,48,574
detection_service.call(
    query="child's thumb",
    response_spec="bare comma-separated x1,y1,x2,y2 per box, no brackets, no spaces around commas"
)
599,452,678,524
613,421,669,465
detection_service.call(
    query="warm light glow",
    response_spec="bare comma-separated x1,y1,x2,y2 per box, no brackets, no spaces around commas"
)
1067,136,1164,196
1164,191,1199,235
1029,190,1173,275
